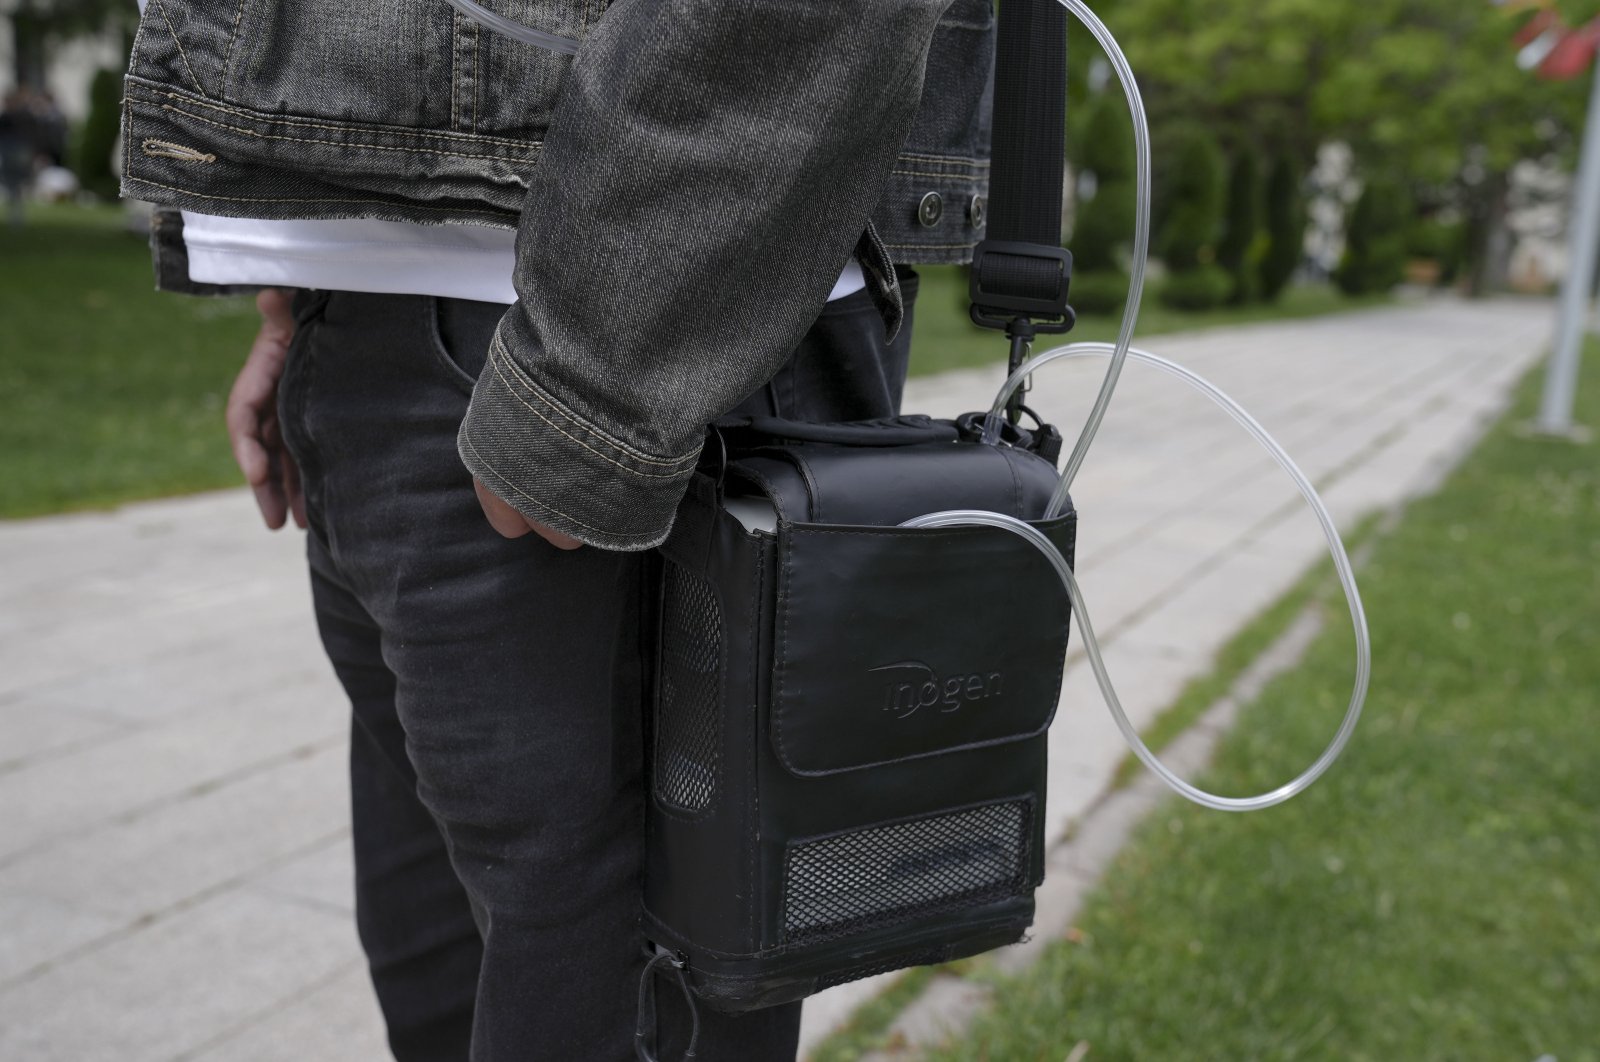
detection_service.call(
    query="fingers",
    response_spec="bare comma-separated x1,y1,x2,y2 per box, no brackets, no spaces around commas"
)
472,477,584,549
282,448,307,530
255,287,295,341
231,288,299,530
251,478,289,530
474,477,534,538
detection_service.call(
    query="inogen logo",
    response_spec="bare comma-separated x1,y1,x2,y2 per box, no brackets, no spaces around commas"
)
870,661,1004,720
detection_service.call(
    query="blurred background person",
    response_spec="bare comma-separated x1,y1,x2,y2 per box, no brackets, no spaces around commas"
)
0,88,40,227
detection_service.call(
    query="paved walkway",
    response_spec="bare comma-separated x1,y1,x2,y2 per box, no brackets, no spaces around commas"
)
0,298,1550,1060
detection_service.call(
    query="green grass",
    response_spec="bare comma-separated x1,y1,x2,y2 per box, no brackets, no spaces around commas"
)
0,205,1386,519
906,266,1393,377
0,202,257,518
809,965,942,1062
917,344,1600,1061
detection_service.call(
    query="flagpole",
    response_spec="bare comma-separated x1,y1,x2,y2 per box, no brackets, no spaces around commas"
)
1536,49,1600,436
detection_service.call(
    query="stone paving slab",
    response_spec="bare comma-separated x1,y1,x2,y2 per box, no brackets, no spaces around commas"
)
795,297,1549,1054
0,297,1551,1060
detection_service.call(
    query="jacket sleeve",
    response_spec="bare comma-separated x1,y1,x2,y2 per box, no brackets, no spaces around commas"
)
457,0,953,550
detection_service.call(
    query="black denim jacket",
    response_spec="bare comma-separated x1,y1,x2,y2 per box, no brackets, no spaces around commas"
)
122,0,995,549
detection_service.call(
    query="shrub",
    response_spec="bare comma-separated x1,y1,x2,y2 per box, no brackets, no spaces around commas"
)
1158,126,1227,311
1070,269,1132,316
1259,153,1305,302
1072,93,1136,273
74,68,123,200
1335,176,1412,296
1406,217,1465,285
1159,266,1232,311
1217,147,1263,304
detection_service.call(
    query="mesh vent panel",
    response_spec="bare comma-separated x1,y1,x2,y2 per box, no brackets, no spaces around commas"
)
783,800,1032,944
653,564,723,813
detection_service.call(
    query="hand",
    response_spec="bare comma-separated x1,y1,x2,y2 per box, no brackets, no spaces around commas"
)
473,477,584,550
227,288,306,530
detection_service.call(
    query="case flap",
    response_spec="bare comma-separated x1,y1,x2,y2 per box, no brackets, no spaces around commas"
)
771,516,1074,776
730,439,1063,527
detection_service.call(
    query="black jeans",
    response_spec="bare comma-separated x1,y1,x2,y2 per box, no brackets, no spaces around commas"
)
277,277,916,1062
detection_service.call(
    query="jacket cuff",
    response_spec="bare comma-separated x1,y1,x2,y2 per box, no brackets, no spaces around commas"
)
457,331,702,551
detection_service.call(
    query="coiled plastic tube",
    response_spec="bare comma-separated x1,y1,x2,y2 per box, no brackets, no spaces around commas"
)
453,0,1372,809
441,0,579,54
979,0,1150,524
912,0,1370,812
907,343,1371,812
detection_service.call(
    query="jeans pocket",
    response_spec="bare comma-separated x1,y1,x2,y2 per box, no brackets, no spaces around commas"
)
425,295,504,393
773,267,920,424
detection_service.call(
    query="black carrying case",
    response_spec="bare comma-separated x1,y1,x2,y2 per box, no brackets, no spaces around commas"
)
641,414,1075,1012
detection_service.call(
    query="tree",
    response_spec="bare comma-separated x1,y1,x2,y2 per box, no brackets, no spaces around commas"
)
1335,176,1411,295
1071,91,1139,315
1158,125,1230,310
1259,152,1305,301
4,0,136,88
73,66,121,198
1086,0,1588,293
1217,146,1263,303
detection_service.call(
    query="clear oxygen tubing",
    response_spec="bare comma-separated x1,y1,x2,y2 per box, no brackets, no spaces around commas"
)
978,0,1152,520
449,0,1372,809
911,0,1370,811
441,0,579,54
907,343,1372,812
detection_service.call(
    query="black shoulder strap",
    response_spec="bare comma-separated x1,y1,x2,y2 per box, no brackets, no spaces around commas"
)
969,0,1073,336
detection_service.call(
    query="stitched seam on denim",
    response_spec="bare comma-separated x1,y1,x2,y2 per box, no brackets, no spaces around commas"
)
450,9,460,132
149,0,208,98
461,433,647,540
122,95,133,189
484,353,697,480
220,0,248,94
122,174,513,218
159,104,523,162
898,152,989,167
890,169,986,181
882,241,978,250
487,335,700,470
129,11,152,83
471,19,481,133
131,84,543,149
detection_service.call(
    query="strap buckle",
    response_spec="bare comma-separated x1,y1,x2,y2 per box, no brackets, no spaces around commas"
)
968,240,1076,334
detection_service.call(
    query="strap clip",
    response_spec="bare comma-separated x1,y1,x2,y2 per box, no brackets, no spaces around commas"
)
968,240,1076,334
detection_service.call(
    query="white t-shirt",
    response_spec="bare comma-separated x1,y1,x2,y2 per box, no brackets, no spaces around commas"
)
177,212,866,304
134,1,867,304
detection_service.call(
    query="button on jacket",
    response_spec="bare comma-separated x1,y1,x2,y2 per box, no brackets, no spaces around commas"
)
121,0,995,549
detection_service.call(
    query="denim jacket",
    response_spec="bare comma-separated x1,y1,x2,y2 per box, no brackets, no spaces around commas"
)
122,0,995,549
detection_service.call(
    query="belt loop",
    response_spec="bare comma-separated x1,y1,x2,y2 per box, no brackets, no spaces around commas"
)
853,221,904,343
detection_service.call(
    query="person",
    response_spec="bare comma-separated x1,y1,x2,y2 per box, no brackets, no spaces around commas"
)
31,90,67,169
121,1,996,1058
0,88,38,227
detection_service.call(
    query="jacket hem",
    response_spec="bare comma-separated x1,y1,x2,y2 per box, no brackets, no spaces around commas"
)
120,75,988,265
145,207,263,296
